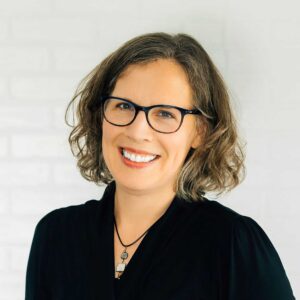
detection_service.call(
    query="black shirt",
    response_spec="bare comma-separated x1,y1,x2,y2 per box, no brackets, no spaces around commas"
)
114,277,121,298
25,180,296,299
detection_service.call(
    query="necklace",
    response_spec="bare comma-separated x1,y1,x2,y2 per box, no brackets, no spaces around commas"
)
113,214,150,279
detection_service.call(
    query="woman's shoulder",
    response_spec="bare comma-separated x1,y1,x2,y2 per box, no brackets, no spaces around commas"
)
202,199,271,248
34,198,102,234
201,199,279,260
184,197,273,248
186,197,254,229
188,199,295,298
198,199,296,299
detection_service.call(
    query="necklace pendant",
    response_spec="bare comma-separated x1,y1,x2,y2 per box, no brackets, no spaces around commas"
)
116,248,128,273
121,249,128,260
116,262,126,272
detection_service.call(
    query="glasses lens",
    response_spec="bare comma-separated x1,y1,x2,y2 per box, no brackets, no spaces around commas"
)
149,106,181,133
103,98,182,133
104,98,135,125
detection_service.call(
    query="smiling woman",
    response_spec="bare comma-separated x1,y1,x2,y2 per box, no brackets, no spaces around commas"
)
101,59,206,196
25,32,296,300
65,34,245,202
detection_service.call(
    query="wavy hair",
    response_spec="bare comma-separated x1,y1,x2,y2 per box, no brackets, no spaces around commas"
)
65,32,246,202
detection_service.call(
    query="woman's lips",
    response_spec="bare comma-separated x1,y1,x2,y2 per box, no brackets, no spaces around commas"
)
118,147,160,169
120,146,159,156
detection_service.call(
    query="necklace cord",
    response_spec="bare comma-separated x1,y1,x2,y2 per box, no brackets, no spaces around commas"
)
113,214,149,247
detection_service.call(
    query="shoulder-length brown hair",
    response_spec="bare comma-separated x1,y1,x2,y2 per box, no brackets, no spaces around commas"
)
65,32,246,202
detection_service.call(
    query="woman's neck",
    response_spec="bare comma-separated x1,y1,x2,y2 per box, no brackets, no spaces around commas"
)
114,183,176,235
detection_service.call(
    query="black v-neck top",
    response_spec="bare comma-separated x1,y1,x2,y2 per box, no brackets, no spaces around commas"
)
114,277,121,297
25,181,296,300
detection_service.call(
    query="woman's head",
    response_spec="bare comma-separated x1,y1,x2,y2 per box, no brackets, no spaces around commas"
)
65,32,246,202
102,59,204,196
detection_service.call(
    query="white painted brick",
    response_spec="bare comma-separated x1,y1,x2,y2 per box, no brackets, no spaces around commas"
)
240,108,270,131
53,163,93,185
0,19,9,41
262,160,300,190
0,105,52,130
11,190,74,215
0,78,8,98
227,48,270,76
265,217,298,245
12,17,96,43
276,166,300,188
55,0,224,19
11,134,69,158
54,0,128,13
271,20,300,46
11,190,65,216
268,47,300,109
53,46,101,72
176,20,224,49
269,81,299,109
267,0,300,21
242,163,272,187
0,162,49,186
0,136,8,157
266,131,300,160
221,186,266,219
10,76,77,101
0,215,32,244
93,23,166,52
54,105,89,138
241,135,269,165
207,48,227,76
11,186,103,215
263,189,298,218
226,71,269,113
242,107,300,131
0,247,9,271
269,47,300,77
53,105,70,130
225,20,270,50
243,129,300,170
0,0,51,15
11,246,28,272
0,46,49,73
0,190,10,214
227,0,273,21
0,272,24,299
139,0,224,18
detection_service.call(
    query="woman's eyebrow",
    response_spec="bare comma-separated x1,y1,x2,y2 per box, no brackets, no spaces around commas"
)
114,95,188,108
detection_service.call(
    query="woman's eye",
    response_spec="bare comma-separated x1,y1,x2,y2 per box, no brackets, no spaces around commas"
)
117,102,132,110
158,110,175,118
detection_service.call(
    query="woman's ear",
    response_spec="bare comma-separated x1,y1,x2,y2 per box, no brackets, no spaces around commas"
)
191,133,202,149
191,120,207,149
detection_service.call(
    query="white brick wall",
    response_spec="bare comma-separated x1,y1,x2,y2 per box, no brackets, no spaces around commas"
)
0,0,299,298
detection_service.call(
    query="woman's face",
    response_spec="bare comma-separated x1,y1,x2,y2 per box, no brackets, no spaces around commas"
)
102,58,203,193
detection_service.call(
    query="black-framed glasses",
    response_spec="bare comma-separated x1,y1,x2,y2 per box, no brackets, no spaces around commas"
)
100,95,202,134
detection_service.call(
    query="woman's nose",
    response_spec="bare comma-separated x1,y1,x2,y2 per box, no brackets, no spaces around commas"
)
125,110,154,139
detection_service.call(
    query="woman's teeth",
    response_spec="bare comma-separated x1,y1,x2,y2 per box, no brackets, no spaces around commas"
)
122,148,157,163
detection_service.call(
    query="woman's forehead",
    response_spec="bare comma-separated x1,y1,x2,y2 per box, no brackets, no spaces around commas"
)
112,59,194,107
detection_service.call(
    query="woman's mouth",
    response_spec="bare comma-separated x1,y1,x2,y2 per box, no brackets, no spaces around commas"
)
118,147,160,169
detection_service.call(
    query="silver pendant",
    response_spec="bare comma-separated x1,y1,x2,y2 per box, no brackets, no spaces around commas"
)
116,248,128,274
116,262,126,272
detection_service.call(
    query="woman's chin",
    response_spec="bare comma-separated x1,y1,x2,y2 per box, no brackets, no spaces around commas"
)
115,178,157,192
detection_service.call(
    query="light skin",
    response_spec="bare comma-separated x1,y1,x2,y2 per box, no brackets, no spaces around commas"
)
101,59,204,273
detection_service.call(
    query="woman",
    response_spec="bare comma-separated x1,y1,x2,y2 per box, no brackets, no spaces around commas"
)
25,32,296,299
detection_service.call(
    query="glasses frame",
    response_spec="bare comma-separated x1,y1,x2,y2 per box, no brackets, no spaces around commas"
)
100,95,202,134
